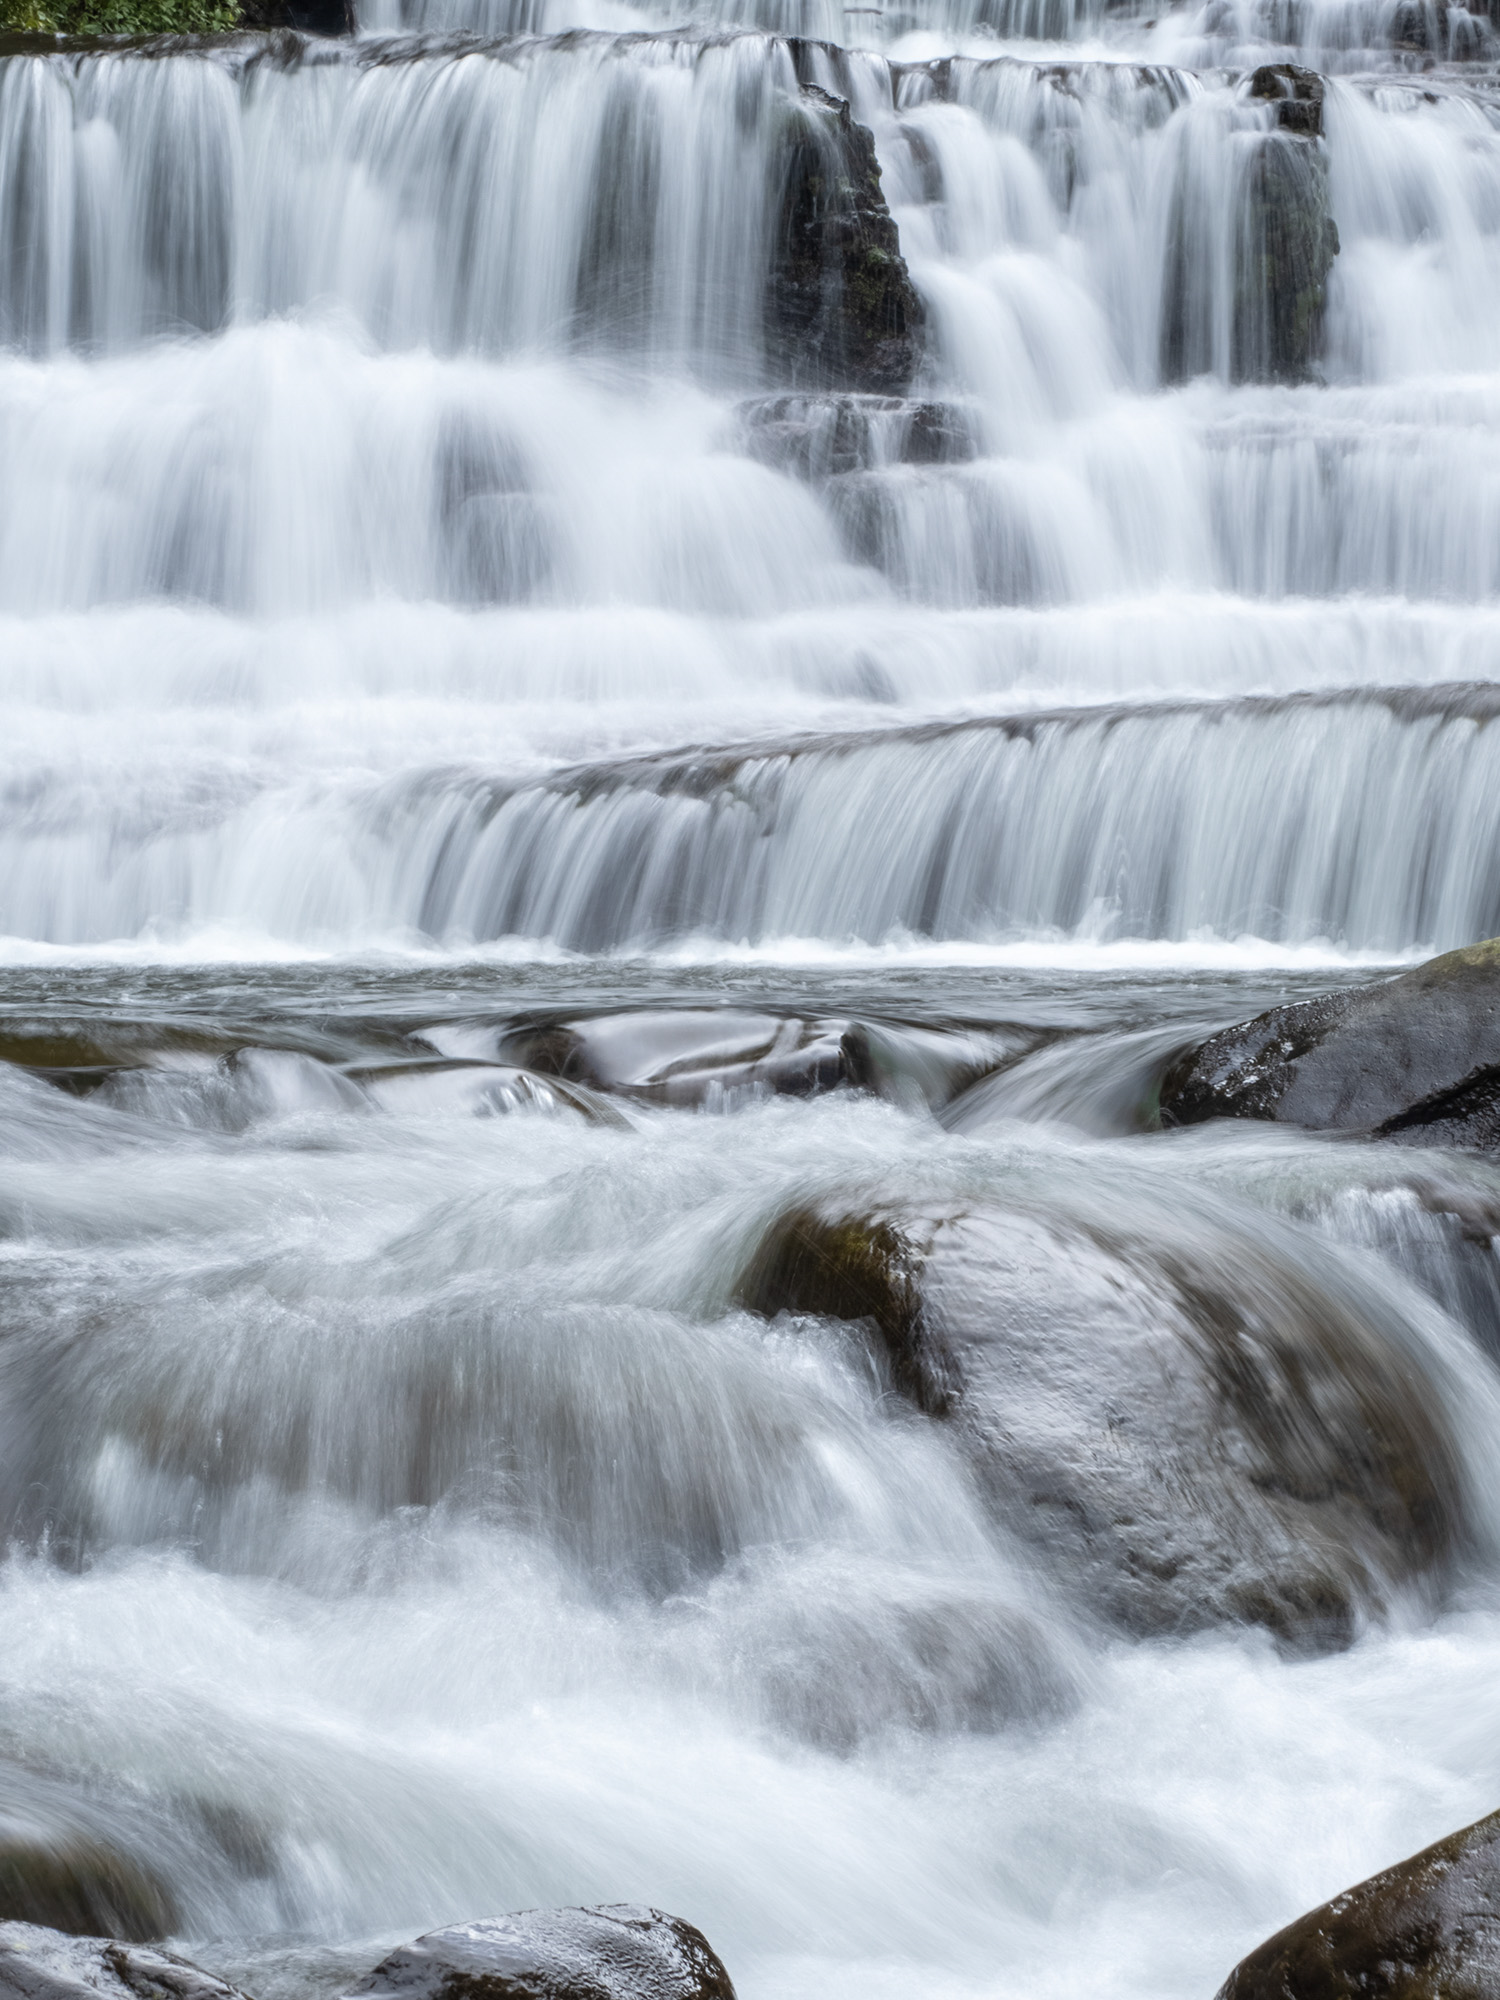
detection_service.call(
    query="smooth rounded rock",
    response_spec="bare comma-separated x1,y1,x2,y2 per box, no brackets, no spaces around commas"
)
346,1908,735,2000
1216,1809,1500,1998
738,1196,1465,1648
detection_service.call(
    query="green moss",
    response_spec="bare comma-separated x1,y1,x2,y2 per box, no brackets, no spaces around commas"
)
0,0,237,34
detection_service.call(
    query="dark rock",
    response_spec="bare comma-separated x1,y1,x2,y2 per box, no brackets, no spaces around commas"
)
346,1908,735,2000
1160,938,1500,1147
737,1197,1464,1648
1216,1808,1500,1999
1161,73,1338,385
0,1797,177,1945
1248,62,1326,137
1237,128,1340,382
237,0,350,32
734,394,977,479
0,1925,247,2000
766,86,925,396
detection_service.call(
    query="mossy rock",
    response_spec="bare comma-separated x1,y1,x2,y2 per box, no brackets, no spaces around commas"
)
0,1826,177,1942
765,86,925,395
1217,1809,1500,1998
1160,938,1500,1146
739,1198,1464,1647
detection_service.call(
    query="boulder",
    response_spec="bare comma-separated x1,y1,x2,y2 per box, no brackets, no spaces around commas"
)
737,1196,1464,1648
0,1925,247,2000
766,86,925,396
1216,1808,1500,1998
0,1791,176,1945
1159,938,1500,1147
346,1908,735,2000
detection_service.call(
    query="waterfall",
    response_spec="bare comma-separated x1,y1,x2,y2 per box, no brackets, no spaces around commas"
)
5,0,1500,1996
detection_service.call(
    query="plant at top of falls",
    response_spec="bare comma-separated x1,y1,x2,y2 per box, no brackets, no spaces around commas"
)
0,0,237,34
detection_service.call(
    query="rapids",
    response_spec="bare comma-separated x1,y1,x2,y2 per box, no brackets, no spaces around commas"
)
2,0,1500,1989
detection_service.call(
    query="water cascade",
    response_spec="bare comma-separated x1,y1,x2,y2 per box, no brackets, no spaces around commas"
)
4,0,1500,1994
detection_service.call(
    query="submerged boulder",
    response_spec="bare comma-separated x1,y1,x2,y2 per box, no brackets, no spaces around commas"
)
766,86,925,396
1217,1808,1500,1998
0,1925,246,2000
1160,938,1500,1147
738,1197,1464,1647
502,1010,848,1106
346,1908,735,2000
0,1786,177,1945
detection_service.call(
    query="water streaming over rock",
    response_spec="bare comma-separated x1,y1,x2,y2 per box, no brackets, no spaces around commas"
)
3,0,1500,1993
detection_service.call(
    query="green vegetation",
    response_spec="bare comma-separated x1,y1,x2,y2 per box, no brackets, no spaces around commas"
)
0,0,237,35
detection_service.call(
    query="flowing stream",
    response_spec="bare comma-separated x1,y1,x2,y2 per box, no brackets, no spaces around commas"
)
4,0,1500,1993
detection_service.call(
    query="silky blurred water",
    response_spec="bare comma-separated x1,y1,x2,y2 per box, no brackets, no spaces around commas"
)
2,0,1500,1988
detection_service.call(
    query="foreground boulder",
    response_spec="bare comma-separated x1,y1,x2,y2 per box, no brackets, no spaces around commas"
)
1217,1808,1500,1998
766,86,925,395
346,1908,735,2000
738,1197,1463,1647
1160,938,1500,1148
0,1926,246,2000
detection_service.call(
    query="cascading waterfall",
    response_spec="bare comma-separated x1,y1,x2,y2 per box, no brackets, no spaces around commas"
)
4,0,1500,1993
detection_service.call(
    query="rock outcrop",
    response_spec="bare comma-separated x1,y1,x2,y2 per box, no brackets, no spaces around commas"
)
1161,62,1338,385
766,86,925,395
1159,938,1500,1147
0,1925,248,2000
1216,1808,1500,1998
346,1908,735,2000
738,1196,1464,1648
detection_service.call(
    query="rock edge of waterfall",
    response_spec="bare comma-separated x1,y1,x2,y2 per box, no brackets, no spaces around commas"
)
1216,1808,1500,1998
0,1909,737,2000
1160,936,1500,1149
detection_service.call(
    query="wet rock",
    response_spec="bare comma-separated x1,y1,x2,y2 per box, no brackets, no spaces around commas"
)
1248,62,1326,137
1160,938,1500,1148
1161,71,1338,385
346,1907,735,2000
1216,1808,1500,1998
734,394,977,479
0,1796,177,1945
501,1010,848,1106
737,1198,1464,1648
0,1925,246,2000
1237,127,1340,383
766,86,925,396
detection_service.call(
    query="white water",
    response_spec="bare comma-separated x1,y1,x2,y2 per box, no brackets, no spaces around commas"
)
3,0,1500,1995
